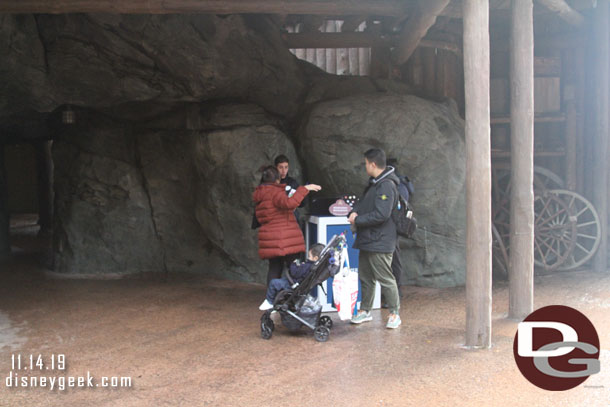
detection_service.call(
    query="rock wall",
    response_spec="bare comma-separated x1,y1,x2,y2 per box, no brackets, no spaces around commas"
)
53,105,303,282
2,13,468,287
0,13,305,120
300,94,466,287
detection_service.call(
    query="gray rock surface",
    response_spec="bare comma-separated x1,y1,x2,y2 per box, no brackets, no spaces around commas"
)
300,94,466,287
1,14,305,120
53,105,303,282
0,15,55,116
1,13,469,287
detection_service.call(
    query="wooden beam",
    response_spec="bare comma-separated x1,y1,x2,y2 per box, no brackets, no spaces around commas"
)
283,32,390,48
325,20,337,74
393,0,452,65
509,0,534,320
592,0,609,273
359,47,370,75
463,0,492,348
282,32,461,55
0,0,411,15
340,16,366,32
535,0,585,26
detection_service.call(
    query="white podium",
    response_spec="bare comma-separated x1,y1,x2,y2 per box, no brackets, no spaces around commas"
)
306,215,381,313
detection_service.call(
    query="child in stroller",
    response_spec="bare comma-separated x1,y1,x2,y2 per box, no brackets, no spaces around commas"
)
259,243,325,311
260,234,347,342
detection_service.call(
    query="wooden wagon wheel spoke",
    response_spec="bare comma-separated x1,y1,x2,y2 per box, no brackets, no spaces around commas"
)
533,192,576,271
547,189,603,271
534,238,547,266
492,224,509,277
538,235,562,258
492,166,567,273
577,233,599,240
536,205,569,229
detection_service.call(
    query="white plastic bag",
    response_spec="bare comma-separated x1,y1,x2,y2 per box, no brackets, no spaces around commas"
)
332,247,359,320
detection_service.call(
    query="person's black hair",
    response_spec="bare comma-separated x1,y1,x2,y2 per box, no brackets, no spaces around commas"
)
387,157,398,167
260,165,280,184
309,243,325,259
364,148,386,169
274,154,290,166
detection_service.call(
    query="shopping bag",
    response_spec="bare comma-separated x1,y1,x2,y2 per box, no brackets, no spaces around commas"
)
332,247,359,320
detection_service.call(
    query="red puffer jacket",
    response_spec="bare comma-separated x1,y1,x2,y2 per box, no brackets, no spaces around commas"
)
253,183,309,259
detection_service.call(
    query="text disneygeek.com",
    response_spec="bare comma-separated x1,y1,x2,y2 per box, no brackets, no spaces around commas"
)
4,354,132,391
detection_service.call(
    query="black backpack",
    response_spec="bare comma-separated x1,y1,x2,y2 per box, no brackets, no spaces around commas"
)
391,175,417,238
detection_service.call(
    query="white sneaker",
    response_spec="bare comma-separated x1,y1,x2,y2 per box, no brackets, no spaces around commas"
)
386,313,402,329
259,299,273,311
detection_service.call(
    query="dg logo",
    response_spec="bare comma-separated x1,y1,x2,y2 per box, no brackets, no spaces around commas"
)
513,305,600,391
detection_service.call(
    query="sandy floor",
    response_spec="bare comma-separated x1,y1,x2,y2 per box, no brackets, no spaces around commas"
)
1,226,610,407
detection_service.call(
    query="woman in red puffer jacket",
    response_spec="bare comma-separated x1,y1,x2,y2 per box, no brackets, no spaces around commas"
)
253,166,321,286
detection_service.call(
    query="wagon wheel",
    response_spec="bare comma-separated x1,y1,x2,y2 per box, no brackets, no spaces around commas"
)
492,224,509,277
544,190,602,271
492,166,565,244
533,192,576,271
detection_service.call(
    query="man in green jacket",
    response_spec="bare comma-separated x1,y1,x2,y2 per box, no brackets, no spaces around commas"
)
348,148,401,329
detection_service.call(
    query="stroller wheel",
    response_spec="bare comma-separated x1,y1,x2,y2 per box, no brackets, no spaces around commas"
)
261,311,274,340
314,326,330,342
319,315,333,329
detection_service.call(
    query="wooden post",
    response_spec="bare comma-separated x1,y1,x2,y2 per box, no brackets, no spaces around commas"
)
336,21,349,75
359,47,370,76
349,48,360,75
316,47,326,71
463,0,492,348
575,47,585,195
306,48,316,65
0,143,10,260
592,0,609,273
325,21,337,74
509,0,535,319
563,49,578,191
35,140,54,237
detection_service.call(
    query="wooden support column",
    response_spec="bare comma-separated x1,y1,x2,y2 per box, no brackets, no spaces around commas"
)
509,0,535,319
463,0,492,348
316,47,326,71
592,0,609,273
349,48,360,75
35,140,54,237
563,49,578,191
359,47,370,76
575,47,586,195
0,144,10,260
325,21,337,74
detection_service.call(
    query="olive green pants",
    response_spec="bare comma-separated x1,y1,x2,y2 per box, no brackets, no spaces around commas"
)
358,250,400,314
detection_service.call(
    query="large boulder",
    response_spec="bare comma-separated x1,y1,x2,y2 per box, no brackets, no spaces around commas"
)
52,104,303,282
0,15,56,116
53,112,165,275
300,93,466,287
1,14,305,119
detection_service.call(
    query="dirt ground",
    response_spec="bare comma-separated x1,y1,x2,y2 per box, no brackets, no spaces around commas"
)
1,223,609,407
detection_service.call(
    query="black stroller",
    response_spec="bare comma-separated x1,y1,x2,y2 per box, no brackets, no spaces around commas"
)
260,234,347,342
